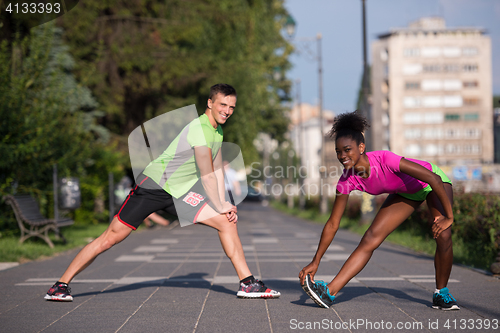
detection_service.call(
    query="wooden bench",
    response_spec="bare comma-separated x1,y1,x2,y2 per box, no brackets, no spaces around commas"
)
4,195,74,248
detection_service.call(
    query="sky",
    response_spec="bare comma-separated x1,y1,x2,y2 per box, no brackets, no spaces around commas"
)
284,0,500,113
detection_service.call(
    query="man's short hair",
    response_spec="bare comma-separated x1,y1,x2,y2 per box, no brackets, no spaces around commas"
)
209,83,237,100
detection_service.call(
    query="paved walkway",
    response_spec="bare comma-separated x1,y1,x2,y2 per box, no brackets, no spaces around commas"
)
1,202,499,332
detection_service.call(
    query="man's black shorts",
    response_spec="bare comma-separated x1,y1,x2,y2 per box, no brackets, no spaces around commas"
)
115,175,210,230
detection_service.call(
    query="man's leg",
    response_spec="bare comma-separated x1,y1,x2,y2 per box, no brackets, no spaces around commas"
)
196,207,251,280
59,217,133,283
45,217,133,301
196,205,280,298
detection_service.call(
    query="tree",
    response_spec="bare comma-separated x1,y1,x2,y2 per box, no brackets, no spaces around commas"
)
0,23,124,224
56,0,293,162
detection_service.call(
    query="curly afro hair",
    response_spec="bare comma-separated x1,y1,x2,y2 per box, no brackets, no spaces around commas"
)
328,110,370,144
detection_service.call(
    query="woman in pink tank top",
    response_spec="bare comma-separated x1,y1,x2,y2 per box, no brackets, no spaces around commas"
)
299,111,459,310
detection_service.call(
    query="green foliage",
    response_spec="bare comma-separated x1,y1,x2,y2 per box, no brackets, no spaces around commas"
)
494,95,500,108
0,22,126,229
56,0,293,163
0,223,109,262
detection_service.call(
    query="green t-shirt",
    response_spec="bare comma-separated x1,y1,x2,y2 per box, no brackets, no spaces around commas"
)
143,114,223,198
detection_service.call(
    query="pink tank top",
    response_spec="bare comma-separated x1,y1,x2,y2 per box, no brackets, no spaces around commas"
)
336,151,432,195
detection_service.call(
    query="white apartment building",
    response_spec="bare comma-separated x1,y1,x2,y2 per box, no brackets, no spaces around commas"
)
289,103,334,181
371,17,493,165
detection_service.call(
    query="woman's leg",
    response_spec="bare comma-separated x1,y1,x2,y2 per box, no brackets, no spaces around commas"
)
425,183,454,289
146,212,170,227
327,194,421,295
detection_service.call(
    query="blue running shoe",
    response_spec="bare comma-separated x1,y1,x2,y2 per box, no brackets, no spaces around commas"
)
432,287,460,310
302,274,335,308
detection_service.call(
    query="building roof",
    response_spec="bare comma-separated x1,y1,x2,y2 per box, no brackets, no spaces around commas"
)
377,17,486,39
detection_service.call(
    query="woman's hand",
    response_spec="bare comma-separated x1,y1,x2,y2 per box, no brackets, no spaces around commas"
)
299,261,319,285
432,215,453,239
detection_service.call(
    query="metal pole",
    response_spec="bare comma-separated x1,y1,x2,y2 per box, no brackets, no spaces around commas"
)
109,172,114,222
297,79,306,210
360,0,375,224
318,33,328,214
53,164,58,222
361,0,371,150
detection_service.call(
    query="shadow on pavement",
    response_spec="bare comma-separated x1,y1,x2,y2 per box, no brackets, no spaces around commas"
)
291,285,430,308
74,272,236,299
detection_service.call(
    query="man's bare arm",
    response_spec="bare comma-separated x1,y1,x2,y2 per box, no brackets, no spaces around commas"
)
194,146,232,214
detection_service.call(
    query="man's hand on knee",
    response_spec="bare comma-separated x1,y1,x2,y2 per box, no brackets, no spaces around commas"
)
225,211,238,223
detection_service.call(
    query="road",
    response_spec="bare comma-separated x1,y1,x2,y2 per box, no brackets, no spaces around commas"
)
1,202,499,332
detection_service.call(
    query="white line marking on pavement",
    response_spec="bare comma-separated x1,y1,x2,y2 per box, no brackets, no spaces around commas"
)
15,275,461,287
133,246,168,252
242,245,255,251
399,275,435,278
252,237,278,243
407,279,460,283
150,239,179,244
295,232,318,238
115,255,155,262
324,254,351,260
311,244,345,251
252,229,272,234
172,230,193,234
16,279,119,286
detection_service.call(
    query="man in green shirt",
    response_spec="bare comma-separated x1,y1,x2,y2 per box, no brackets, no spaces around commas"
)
45,84,281,301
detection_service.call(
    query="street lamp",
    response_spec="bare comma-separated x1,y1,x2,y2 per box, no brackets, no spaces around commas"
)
285,15,328,214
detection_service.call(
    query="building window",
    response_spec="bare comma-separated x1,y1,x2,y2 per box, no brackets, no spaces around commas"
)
464,113,479,121
405,128,421,139
463,145,481,154
421,80,441,91
423,128,443,139
445,114,460,121
381,81,389,93
381,98,389,110
443,80,462,90
403,64,422,75
421,47,441,57
403,97,421,108
443,64,460,72
445,128,460,138
404,48,420,57
380,49,388,61
423,64,441,72
425,144,439,156
405,81,420,90
445,144,460,154
464,128,481,138
422,96,442,108
405,144,421,156
463,64,478,72
462,47,478,56
442,47,461,57
424,113,444,124
443,95,463,107
403,113,422,124
463,81,478,88
464,98,480,106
